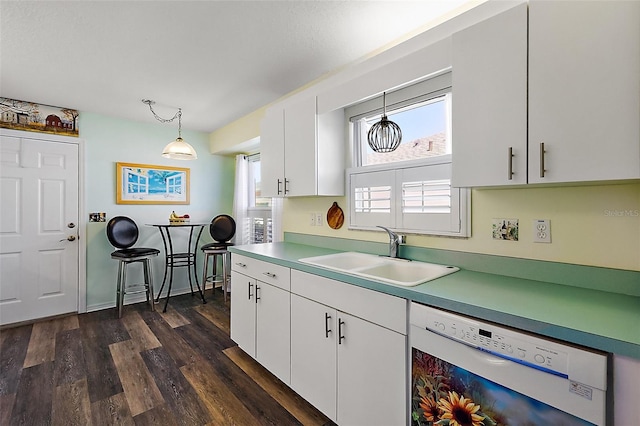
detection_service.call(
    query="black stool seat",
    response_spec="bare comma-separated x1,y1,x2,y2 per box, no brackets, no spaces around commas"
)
201,241,234,250
111,248,160,259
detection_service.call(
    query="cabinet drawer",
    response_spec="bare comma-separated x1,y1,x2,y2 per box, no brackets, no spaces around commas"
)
291,270,407,335
231,254,291,291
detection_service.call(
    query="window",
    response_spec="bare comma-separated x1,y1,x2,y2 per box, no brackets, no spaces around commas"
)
346,72,470,237
247,155,273,243
166,174,182,194
125,169,148,194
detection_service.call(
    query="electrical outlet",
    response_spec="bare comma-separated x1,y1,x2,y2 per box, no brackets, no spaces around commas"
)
315,212,323,227
533,219,551,243
310,212,316,226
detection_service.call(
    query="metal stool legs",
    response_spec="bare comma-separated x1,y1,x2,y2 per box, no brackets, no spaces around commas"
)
202,249,230,302
115,258,156,318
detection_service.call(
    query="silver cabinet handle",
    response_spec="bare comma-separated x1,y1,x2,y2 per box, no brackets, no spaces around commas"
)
255,285,260,302
284,179,289,194
277,179,282,195
235,262,247,268
262,272,276,278
338,318,345,344
508,147,514,180
248,282,253,300
540,142,546,178
325,312,332,338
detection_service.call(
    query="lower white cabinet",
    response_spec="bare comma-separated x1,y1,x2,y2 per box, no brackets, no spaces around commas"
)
290,270,407,426
230,255,291,384
290,294,337,417
230,255,407,425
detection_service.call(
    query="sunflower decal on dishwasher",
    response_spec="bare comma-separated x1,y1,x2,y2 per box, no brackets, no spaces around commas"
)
438,391,485,426
411,347,595,426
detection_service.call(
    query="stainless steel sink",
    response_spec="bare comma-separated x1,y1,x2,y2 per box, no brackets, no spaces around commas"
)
298,252,459,286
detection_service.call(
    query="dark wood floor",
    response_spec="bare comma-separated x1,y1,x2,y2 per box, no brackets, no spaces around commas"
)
0,289,334,425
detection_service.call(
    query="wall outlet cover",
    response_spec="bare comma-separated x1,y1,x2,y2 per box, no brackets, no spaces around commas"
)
533,219,551,243
492,218,519,241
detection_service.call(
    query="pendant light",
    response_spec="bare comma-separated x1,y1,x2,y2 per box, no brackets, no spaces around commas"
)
367,92,402,153
142,99,198,160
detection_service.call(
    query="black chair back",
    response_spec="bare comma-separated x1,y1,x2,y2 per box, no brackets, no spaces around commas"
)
107,216,139,249
209,214,236,243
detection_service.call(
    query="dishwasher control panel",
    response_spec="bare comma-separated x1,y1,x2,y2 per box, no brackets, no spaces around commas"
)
412,304,569,377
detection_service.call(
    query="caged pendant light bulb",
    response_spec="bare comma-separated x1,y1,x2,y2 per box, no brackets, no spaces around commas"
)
367,92,402,153
142,99,198,160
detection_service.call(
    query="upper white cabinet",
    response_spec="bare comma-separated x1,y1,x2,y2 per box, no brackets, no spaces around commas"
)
528,0,640,184
452,3,528,187
260,95,344,197
260,107,285,197
453,1,640,187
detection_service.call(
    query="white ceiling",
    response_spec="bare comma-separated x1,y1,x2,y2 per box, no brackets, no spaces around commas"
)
1,1,474,134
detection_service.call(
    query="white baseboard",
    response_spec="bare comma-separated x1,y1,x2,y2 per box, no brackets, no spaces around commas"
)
86,286,202,313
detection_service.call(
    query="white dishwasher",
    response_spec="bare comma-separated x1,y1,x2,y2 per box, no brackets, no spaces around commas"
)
410,302,609,426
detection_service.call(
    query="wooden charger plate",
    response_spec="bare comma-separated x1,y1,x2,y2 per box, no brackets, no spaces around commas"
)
327,202,344,229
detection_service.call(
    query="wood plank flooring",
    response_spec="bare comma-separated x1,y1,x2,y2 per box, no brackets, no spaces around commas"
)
0,289,335,425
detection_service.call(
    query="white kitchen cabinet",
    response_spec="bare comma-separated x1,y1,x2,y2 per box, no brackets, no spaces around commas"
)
230,271,257,355
613,355,640,425
230,255,291,384
290,270,407,426
260,107,285,198
452,3,528,187
528,0,640,184
290,294,337,418
452,1,640,187
336,311,406,426
260,95,344,197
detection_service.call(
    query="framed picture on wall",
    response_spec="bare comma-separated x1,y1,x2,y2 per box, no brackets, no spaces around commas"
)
116,162,190,204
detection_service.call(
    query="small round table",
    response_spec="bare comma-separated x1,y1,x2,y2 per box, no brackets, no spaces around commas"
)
147,223,207,312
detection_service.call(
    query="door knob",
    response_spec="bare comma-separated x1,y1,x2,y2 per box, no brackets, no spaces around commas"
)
60,235,76,242
67,222,76,228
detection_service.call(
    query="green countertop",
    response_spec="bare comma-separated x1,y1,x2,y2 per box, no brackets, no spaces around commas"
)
230,242,640,359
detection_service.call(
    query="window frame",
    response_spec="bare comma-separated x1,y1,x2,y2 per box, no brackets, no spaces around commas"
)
345,71,470,237
246,153,274,244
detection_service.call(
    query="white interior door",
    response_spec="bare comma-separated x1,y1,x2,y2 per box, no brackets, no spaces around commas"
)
0,133,80,325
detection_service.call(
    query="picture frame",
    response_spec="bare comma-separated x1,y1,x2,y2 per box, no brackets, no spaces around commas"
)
1,97,79,137
116,162,190,205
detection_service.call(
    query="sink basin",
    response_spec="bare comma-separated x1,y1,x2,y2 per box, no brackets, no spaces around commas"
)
298,252,459,286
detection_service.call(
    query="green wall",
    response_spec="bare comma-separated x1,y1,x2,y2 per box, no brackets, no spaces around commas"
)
80,112,235,311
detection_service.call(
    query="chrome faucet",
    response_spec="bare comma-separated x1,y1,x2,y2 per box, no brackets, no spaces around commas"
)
377,226,404,258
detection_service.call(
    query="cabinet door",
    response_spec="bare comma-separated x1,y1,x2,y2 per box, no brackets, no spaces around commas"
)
290,294,337,421
230,271,257,357
255,281,291,384
336,312,407,426
451,3,527,187
284,96,318,196
260,106,285,197
528,0,640,183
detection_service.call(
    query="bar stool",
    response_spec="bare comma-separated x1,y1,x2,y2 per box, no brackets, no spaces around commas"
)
106,216,160,318
201,214,236,302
